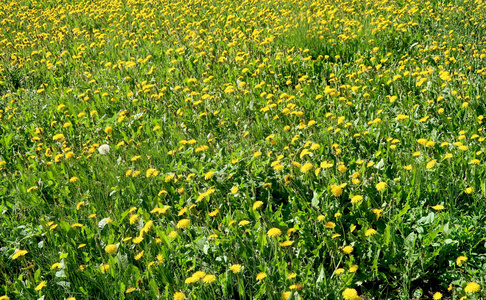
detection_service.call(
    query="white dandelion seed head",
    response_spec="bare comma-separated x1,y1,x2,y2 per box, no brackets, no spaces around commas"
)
98,144,110,155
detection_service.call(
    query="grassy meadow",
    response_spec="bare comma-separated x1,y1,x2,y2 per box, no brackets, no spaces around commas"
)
1,0,486,299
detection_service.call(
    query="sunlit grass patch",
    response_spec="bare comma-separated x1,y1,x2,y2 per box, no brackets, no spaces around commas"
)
1,0,486,299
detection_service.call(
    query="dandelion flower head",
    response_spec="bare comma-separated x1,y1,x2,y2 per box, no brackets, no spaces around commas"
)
98,144,110,155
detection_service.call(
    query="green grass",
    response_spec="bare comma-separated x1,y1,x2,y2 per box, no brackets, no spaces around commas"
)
1,0,486,299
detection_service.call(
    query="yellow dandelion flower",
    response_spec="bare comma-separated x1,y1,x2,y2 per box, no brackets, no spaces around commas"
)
185,276,198,284
209,209,219,217
132,236,143,244
342,288,360,300
177,219,190,229
335,268,345,275
27,186,38,193
11,250,28,260
365,228,377,237
202,274,216,283
129,214,139,225
204,171,214,180
375,182,387,191
433,292,442,300
464,282,481,293
178,207,188,216
267,228,282,237
256,272,267,281
371,208,383,220
146,168,158,177
350,195,363,203
239,220,250,226
229,264,242,274
35,281,47,291
321,161,334,168
417,138,428,145
174,292,185,300
349,265,358,273
140,220,153,235
280,240,293,247
191,271,205,280
426,160,437,169
324,222,336,229
164,174,174,182
134,250,144,260
470,159,480,165
253,201,264,210
131,155,141,162
284,174,292,185
456,256,468,266
330,185,343,197
431,205,444,211
342,246,354,254
52,133,65,141
76,201,85,210
300,163,313,173
105,244,117,254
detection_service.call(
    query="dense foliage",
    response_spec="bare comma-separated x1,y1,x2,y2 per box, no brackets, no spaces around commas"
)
1,0,486,299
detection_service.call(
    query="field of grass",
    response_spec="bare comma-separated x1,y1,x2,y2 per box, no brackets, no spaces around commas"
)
1,0,486,299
